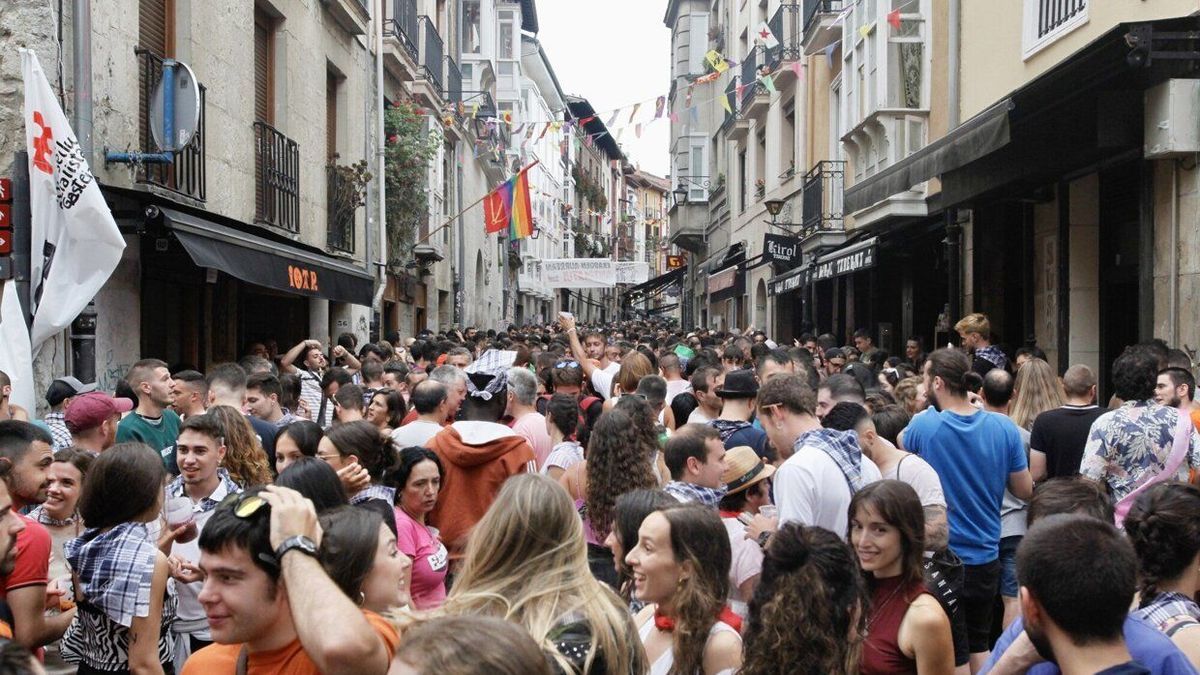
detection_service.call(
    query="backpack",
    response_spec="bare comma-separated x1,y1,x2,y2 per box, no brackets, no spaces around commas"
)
537,394,604,448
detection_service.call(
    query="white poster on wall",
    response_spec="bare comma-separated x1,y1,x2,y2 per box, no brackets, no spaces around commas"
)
615,262,650,285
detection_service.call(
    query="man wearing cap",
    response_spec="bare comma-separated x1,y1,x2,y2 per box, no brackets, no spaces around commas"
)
717,446,775,619
427,350,536,566
41,377,96,451
65,391,133,455
708,370,773,461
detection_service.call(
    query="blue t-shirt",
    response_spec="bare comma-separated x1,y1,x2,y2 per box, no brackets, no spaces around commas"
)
982,615,1195,675
902,409,1026,565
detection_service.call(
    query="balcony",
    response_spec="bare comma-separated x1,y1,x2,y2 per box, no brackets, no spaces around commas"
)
383,0,419,82
726,78,750,142
322,0,370,36
136,50,205,202
799,160,846,253
412,16,444,107
802,0,844,56
740,47,770,121
253,121,300,233
767,3,803,88
326,163,358,254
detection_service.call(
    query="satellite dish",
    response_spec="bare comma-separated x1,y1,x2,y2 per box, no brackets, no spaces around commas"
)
150,60,201,153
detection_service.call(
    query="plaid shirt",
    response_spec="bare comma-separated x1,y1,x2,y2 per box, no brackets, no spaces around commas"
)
166,468,241,514
43,411,73,451
350,483,396,506
664,481,726,509
64,522,159,627
795,428,868,492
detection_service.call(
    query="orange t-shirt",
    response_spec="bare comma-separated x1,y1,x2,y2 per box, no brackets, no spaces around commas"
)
1190,409,1200,485
181,610,399,674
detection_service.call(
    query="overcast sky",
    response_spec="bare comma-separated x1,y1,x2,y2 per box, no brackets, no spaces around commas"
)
535,0,671,178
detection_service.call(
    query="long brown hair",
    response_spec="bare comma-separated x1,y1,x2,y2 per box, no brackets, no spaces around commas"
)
207,405,272,487
848,480,925,587
657,504,731,675
741,524,867,675
585,409,658,541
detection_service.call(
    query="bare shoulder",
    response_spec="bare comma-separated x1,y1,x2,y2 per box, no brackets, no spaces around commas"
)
703,628,743,674
907,593,950,630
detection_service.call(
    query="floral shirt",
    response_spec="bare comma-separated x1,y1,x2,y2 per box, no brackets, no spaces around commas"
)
1079,401,1200,501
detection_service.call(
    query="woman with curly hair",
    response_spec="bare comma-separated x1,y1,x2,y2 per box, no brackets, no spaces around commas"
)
740,523,868,675
1124,481,1200,667
206,404,273,487
626,503,742,675
559,408,659,589
446,474,648,675
614,395,667,485
850,480,954,675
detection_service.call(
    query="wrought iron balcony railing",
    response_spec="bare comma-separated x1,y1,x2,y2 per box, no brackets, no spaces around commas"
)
384,0,419,60
803,0,844,36
445,55,462,104
137,49,206,201
419,16,444,94
253,121,300,232
326,163,357,253
767,3,803,69
740,47,764,110
800,160,845,238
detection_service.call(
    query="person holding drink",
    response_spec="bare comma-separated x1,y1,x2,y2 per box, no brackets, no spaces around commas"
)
161,415,242,669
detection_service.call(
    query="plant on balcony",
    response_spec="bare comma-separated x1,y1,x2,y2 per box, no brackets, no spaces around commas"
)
384,101,442,264
328,159,372,252
755,178,766,200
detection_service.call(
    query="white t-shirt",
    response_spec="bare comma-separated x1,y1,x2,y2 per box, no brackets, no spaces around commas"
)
390,420,444,449
665,379,691,406
883,454,946,508
591,368,616,400
775,445,882,535
722,516,764,619
687,408,712,425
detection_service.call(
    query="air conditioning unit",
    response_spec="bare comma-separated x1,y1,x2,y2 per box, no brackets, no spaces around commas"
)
1144,79,1200,159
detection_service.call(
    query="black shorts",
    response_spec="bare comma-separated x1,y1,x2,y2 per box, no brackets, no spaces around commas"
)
959,560,1002,654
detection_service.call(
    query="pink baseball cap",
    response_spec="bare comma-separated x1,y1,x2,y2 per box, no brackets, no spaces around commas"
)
65,391,134,433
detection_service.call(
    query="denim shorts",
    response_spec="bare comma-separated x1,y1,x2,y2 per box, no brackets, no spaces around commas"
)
998,535,1023,598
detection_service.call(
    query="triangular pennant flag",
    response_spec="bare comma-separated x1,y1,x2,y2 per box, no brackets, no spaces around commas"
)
887,9,901,30
753,21,780,49
606,110,619,127
704,50,729,74
791,61,803,78
736,83,746,99
654,96,666,119
690,106,700,123
635,123,642,138
858,23,873,40
719,95,732,115
512,123,525,135
825,40,840,68
669,112,679,123
471,102,480,118
537,123,550,141
628,103,642,124
762,74,776,94
686,85,694,106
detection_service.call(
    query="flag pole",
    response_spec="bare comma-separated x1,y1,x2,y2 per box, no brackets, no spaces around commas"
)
413,160,540,246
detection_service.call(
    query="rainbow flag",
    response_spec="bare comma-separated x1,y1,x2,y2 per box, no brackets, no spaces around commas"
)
482,162,538,239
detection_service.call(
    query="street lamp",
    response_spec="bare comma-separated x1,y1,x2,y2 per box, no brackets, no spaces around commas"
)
763,198,794,234
672,176,711,207
672,183,688,207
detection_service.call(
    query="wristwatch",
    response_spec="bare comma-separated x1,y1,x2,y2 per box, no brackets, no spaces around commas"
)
756,530,772,551
274,535,318,561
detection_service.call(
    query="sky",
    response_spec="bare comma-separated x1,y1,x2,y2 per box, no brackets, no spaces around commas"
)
535,0,672,178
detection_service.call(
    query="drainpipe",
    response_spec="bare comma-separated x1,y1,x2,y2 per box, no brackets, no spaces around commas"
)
946,209,961,327
947,0,960,128
73,0,93,162
372,0,388,319
1168,159,1179,346
363,2,375,338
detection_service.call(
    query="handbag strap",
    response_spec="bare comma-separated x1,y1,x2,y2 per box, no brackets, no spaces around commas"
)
1115,409,1194,524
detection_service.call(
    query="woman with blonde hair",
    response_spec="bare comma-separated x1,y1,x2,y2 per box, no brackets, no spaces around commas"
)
892,377,925,416
445,474,647,675
603,352,657,412
1008,358,1064,430
206,405,273,487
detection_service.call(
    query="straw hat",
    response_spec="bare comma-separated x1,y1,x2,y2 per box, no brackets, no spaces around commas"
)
720,446,776,496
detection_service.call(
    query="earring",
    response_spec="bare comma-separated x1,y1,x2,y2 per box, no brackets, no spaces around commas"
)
356,592,365,606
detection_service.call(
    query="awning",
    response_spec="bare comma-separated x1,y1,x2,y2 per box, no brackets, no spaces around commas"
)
624,266,686,301
768,265,809,296
813,236,878,281
844,99,1014,214
162,208,375,306
699,242,746,275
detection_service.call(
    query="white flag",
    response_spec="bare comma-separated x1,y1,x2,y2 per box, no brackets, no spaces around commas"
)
754,21,780,49
0,282,35,415
21,49,125,352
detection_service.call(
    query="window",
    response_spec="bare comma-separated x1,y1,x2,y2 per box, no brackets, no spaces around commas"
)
462,0,481,54
499,13,514,59
886,14,924,109
738,149,747,212
461,63,473,85
326,71,338,160
830,76,843,160
782,100,796,177
689,141,706,201
689,13,709,76
1023,0,1087,58
254,8,275,124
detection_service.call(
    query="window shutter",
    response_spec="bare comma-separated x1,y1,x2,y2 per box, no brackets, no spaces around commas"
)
254,11,274,124
138,0,172,150
326,73,338,161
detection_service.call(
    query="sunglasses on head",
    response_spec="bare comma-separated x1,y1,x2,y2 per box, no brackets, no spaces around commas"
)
555,361,580,369
217,492,280,569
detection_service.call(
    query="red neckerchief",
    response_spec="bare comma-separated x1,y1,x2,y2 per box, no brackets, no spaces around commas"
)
653,605,743,633
718,510,742,519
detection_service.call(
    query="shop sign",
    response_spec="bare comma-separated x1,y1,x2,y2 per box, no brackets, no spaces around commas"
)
768,267,809,296
0,178,11,201
287,264,320,292
762,233,799,269
707,265,738,295
813,242,877,281
666,255,685,269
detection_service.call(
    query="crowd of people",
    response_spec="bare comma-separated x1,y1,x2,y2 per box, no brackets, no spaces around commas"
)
0,311,1195,674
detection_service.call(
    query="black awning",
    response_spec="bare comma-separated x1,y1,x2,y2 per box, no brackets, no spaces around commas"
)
699,242,746,275
844,99,1013,214
162,208,375,306
625,266,686,300
768,265,809,296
